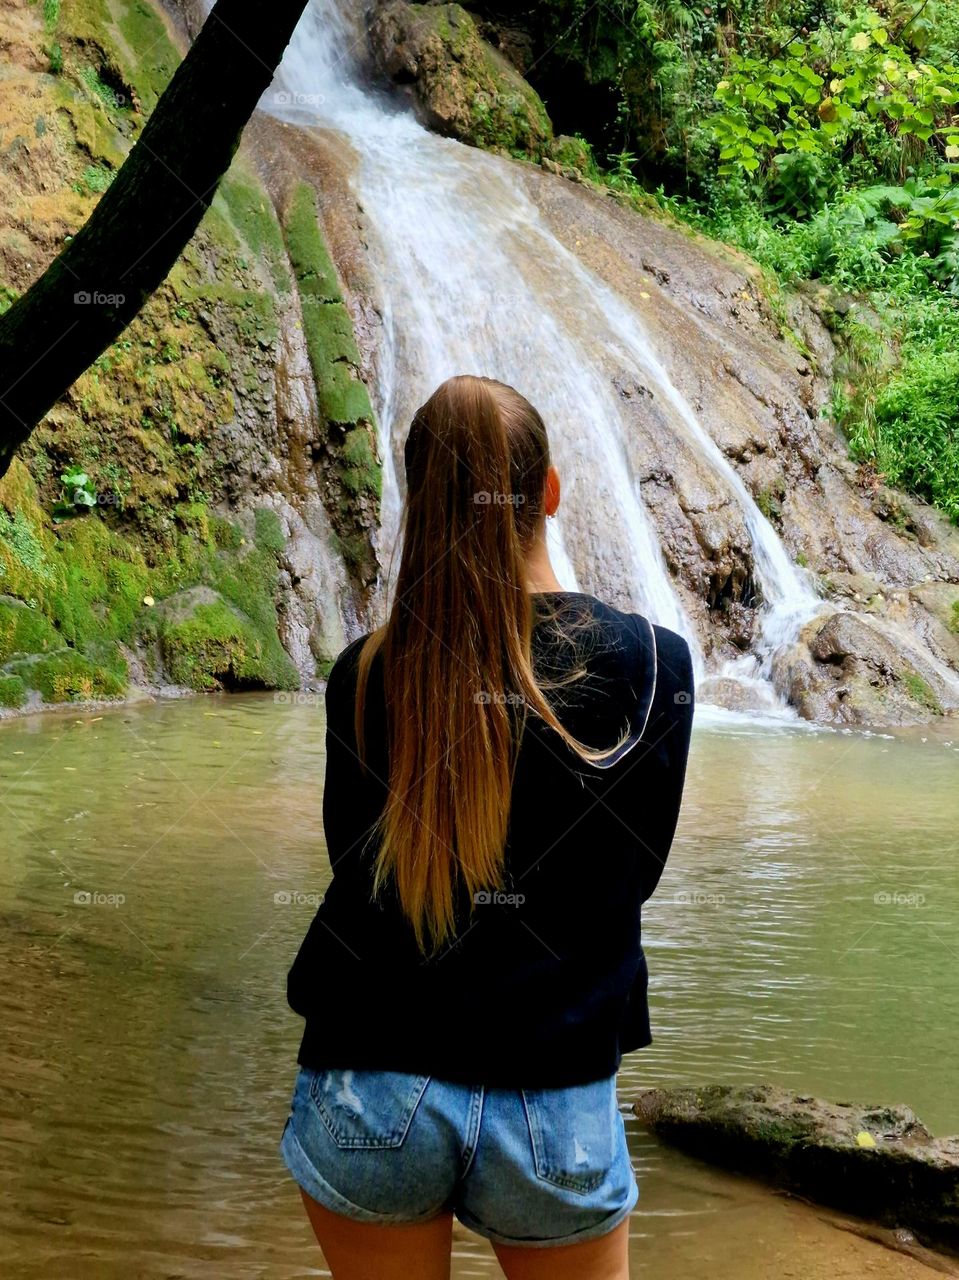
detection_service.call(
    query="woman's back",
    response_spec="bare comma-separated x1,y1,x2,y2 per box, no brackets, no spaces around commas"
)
288,590,694,1088
280,375,695,1278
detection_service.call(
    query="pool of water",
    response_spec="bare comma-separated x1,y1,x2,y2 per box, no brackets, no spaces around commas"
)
0,694,956,1277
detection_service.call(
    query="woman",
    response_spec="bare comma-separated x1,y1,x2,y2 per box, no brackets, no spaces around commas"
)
281,375,694,1280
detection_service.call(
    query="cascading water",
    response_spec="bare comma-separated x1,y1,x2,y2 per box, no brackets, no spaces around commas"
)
261,0,830,702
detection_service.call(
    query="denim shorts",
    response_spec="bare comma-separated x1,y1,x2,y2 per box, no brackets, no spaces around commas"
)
280,1066,638,1248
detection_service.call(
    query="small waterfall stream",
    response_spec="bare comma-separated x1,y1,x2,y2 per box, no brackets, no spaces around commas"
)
264,0,829,700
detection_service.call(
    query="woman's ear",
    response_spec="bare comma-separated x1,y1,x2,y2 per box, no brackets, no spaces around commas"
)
544,465,561,518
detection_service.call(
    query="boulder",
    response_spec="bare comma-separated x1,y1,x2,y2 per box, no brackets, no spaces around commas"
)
633,1084,959,1254
368,1,553,157
772,610,958,726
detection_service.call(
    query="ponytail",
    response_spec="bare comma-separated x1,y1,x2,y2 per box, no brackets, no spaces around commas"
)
356,375,622,953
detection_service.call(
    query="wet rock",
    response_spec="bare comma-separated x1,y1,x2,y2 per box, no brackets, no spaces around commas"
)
909,583,959,672
772,610,958,726
820,570,885,605
632,1084,959,1255
368,1,552,157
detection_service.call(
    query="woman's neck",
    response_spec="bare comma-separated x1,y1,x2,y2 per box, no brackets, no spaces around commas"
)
523,534,565,594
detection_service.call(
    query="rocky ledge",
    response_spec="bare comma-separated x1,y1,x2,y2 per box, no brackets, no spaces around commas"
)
633,1084,959,1255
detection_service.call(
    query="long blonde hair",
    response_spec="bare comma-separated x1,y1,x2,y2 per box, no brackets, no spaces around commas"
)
356,375,619,953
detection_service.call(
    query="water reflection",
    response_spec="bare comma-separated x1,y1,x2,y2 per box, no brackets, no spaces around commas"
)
0,696,955,1277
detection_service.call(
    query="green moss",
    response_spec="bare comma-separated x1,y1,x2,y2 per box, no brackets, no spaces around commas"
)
219,173,291,294
4,0,372,695
300,298,361,369
755,487,783,522
903,671,943,715
405,3,552,158
341,425,382,498
211,514,244,551
0,458,299,702
548,134,599,177
0,507,53,584
318,361,375,427
281,183,380,582
284,183,344,303
0,674,27,708
159,598,296,692
253,507,285,556
950,601,959,635
24,650,126,703
0,600,61,663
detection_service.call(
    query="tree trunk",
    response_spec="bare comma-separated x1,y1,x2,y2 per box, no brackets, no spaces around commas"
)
0,0,312,480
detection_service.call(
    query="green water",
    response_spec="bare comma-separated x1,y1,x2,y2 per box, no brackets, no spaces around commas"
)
0,695,956,1278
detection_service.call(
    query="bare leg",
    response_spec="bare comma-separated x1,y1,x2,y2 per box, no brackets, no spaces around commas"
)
492,1217,630,1280
299,1189,453,1280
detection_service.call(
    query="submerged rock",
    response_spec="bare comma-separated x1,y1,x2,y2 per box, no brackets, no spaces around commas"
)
633,1084,959,1254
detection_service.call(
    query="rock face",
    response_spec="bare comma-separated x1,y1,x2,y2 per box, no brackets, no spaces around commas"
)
368,1,553,156
511,164,959,725
0,0,377,710
634,1085,959,1254
773,610,959,725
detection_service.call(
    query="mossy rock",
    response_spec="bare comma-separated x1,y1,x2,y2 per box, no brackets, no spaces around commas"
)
21,650,126,703
546,134,598,178
633,1084,959,1253
369,1,553,158
0,598,62,664
282,184,381,585
158,592,297,692
0,674,27,708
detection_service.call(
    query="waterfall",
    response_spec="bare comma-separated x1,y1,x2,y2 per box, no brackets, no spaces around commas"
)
260,0,829,700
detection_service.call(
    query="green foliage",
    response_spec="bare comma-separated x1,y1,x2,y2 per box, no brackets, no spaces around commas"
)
710,15,959,190
53,465,98,521
850,347,959,522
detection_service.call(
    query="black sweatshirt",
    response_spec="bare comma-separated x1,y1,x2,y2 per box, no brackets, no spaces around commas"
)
287,591,695,1088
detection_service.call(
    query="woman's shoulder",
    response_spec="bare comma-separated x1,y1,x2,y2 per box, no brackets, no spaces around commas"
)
323,633,374,702
563,594,692,681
